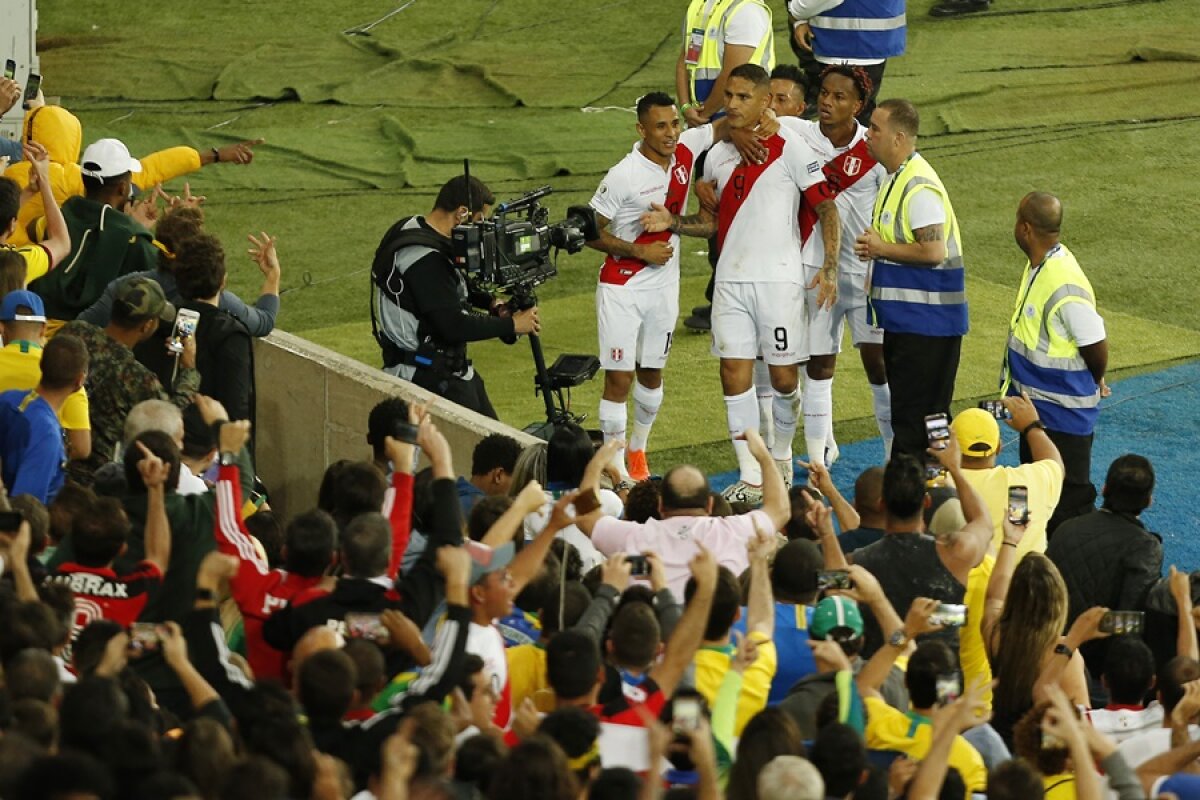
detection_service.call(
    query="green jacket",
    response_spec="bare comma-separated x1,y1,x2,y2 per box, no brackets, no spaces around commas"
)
30,195,159,320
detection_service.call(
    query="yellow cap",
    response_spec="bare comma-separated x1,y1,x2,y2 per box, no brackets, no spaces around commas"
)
953,408,1000,457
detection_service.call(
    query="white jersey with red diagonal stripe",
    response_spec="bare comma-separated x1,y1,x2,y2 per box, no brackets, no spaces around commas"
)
703,124,826,284
589,125,715,289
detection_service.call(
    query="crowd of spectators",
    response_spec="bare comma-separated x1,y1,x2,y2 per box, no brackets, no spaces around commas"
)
0,72,1196,800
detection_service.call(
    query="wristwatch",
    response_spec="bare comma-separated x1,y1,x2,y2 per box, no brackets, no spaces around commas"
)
195,587,216,602
1054,642,1074,659
888,629,910,649
219,452,237,467
1022,419,1047,436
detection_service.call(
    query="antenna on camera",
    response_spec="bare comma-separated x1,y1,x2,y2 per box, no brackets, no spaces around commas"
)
463,158,472,218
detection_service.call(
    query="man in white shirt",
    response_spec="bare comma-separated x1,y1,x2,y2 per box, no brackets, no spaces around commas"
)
643,64,841,504
587,93,716,483
790,65,889,467
1085,635,1163,743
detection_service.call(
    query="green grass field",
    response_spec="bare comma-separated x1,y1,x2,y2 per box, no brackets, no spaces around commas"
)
32,0,1200,473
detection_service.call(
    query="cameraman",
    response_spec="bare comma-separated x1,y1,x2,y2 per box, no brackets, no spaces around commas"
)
371,176,540,418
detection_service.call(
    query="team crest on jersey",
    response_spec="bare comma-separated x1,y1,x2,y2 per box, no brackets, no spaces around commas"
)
610,347,624,362
673,164,689,184
844,156,862,177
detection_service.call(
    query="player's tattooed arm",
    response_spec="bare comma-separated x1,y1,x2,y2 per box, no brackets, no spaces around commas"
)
586,215,638,259
813,198,841,310
670,212,718,239
640,202,715,239
590,212,675,266
815,199,841,276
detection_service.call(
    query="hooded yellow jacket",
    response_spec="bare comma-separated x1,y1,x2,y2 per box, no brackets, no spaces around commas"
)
2,105,201,246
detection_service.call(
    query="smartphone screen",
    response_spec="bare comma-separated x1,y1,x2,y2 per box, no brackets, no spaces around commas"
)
345,612,389,642
816,569,853,591
168,308,201,354
930,603,967,628
1007,485,1029,524
978,399,1012,420
935,673,961,706
22,74,40,103
925,413,950,450
3,60,15,80
672,697,700,733
1100,610,1145,635
627,554,650,577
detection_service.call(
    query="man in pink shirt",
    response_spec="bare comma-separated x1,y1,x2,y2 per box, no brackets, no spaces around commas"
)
578,430,788,602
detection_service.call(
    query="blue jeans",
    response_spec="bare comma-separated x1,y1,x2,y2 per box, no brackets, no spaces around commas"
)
0,137,21,163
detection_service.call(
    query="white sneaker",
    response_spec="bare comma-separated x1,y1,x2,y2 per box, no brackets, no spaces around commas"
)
721,480,764,506
775,458,794,490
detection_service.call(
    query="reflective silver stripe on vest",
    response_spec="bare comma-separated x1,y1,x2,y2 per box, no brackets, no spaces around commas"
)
872,287,966,305
1037,283,1094,352
1007,335,1088,372
1008,379,1100,409
894,175,962,271
692,66,722,81
811,13,906,31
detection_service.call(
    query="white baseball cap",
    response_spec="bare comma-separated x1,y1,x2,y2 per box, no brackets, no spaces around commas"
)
80,138,142,181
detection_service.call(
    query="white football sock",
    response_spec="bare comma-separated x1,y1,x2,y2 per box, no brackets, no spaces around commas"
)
725,388,762,485
629,382,663,452
753,359,775,448
871,382,894,462
770,388,800,462
803,377,833,467
598,398,629,477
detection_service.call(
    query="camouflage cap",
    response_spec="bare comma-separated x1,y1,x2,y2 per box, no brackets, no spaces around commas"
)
113,276,176,324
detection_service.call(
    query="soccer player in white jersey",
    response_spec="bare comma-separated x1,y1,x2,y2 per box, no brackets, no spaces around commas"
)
643,64,841,504
586,93,713,481
587,93,774,481
793,66,891,465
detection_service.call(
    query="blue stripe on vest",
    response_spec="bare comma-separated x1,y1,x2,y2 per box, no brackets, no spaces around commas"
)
871,300,968,337
815,29,906,60
1006,389,1099,436
1006,349,1099,399
694,78,716,104
872,262,964,292
1005,351,1099,435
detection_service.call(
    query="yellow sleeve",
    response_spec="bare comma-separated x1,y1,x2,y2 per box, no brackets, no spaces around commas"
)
58,388,90,431
18,245,51,284
133,146,203,189
734,635,777,735
949,737,989,794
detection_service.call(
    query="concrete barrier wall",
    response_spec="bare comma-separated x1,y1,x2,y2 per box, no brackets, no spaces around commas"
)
253,330,541,520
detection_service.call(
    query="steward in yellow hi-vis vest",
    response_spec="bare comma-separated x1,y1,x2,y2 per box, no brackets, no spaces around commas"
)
681,0,775,110
1001,243,1101,436
854,98,965,459
999,192,1108,532
866,153,967,336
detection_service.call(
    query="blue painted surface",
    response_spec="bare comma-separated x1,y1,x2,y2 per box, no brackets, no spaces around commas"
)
708,361,1200,569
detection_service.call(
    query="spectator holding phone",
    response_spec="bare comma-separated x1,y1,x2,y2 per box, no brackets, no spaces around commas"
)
174,232,256,427
825,434,992,658
953,392,1064,556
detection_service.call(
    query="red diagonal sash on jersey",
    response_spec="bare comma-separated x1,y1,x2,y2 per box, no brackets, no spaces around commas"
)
600,145,698,286
716,134,787,252
799,137,877,242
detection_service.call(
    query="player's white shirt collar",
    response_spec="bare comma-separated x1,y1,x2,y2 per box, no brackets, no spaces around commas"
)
631,140,674,174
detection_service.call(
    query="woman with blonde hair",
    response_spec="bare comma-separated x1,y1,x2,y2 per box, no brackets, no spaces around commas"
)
986,552,1109,747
